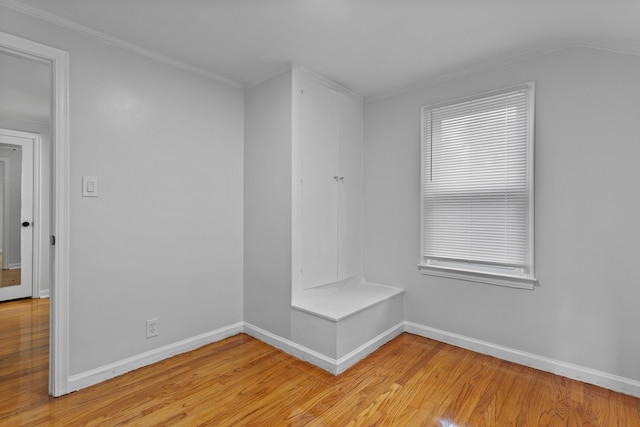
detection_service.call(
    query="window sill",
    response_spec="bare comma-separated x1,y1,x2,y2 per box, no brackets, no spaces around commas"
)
418,264,537,290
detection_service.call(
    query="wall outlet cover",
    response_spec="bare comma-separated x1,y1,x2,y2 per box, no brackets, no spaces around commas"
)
146,318,158,338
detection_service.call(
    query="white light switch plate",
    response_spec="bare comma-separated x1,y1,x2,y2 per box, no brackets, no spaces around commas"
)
82,176,98,197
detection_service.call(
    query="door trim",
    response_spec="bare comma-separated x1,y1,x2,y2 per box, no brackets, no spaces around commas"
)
0,31,70,397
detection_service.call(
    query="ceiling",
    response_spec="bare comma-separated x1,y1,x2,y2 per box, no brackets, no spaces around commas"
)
3,0,640,100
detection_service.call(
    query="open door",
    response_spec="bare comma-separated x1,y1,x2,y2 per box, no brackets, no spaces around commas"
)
0,129,35,301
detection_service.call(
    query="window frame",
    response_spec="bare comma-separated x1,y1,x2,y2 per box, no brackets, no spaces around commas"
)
418,82,537,290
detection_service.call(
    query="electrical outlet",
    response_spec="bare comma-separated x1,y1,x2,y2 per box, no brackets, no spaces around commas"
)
146,319,158,338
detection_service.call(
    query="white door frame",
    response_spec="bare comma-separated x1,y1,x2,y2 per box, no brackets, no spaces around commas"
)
0,31,70,397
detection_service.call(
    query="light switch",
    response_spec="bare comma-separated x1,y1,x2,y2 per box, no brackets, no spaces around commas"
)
82,176,98,197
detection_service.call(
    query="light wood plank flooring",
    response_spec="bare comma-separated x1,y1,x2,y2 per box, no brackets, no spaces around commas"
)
2,298,639,426
0,253,21,287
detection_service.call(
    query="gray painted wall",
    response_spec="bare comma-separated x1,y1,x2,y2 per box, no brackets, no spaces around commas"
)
363,46,640,382
1,4,245,375
244,70,293,339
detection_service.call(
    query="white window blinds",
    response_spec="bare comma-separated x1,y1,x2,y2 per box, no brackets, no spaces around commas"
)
421,83,534,277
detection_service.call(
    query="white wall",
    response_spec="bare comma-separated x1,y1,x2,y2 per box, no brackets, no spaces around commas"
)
0,5,244,375
364,46,640,382
0,52,49,122
244,71,293,339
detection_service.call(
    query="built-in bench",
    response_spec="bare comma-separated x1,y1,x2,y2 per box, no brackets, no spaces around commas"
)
291,277,404,374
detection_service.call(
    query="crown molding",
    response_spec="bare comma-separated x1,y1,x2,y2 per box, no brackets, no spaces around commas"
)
5,0,639,102
0,0,244,89
295,64,364,101
365,42,573,102
244,63,364,102
244,64,293,91
365,40,640,103
569,39,640,57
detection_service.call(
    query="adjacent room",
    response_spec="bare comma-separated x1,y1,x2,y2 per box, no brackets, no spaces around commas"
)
1,0,640,425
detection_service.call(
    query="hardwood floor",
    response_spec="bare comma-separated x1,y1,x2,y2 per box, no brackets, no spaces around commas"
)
0,268,21,287
2,298,639,426
0,253,21,287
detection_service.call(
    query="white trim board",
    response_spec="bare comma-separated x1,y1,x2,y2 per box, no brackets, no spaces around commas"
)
405,321,640,399
243,321,404,375
68,322,244,393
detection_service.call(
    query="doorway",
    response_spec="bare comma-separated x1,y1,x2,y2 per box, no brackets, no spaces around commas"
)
0,31,70,397
0,129,40,301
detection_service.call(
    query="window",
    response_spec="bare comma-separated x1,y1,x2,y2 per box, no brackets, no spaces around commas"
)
419,83,537,289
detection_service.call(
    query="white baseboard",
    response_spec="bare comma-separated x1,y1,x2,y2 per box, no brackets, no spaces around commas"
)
38,289,49,298
244,322,337,373
65,319,640,398
243,321,405,375
336,322,405,374
8,263,20,269
405,321,640,399
68,322,244,393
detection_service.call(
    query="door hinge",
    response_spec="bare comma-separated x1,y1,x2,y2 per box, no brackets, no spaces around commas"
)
51,235,56,246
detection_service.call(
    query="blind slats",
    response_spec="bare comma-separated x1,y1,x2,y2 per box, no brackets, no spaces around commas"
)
422,84,533,269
